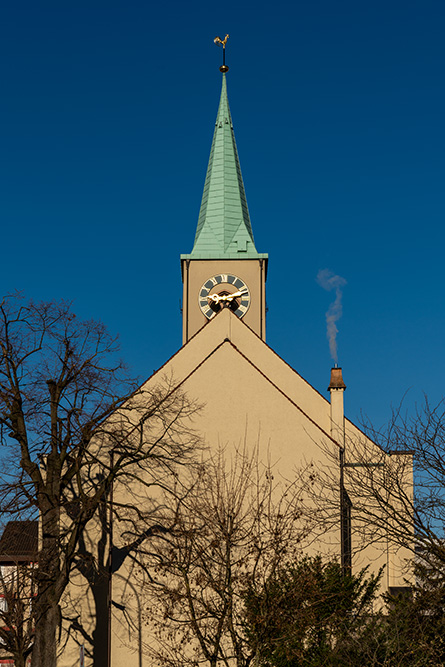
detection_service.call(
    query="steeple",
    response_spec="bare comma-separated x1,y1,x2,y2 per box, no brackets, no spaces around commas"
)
180,59,268,344
182,73,266,260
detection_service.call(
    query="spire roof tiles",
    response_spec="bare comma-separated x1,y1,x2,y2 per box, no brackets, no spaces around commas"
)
181,73,267,260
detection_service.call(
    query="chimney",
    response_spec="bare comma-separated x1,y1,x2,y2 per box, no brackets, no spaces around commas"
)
328,367,346,446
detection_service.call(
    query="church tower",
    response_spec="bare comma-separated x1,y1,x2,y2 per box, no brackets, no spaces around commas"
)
180,68,268,343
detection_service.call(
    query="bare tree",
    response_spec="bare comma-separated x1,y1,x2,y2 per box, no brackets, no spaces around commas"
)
361,399,445,577
140,446,314,667
0,294,199,667
0,562,36,667
309,398,445,590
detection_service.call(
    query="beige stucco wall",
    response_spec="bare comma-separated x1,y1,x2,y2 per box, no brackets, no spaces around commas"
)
60,308,414,666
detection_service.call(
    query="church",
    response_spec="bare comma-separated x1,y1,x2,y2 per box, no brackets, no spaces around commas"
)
61,54,413,667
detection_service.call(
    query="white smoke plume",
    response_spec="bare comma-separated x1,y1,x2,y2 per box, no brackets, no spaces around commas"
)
316,269,347,364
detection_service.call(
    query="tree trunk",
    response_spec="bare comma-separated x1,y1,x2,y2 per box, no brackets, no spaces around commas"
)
31,603,59,667
92,571,110,667
13,653,26,667
32,494,62,667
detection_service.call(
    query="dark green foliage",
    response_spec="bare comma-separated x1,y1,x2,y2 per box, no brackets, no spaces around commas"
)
243,556,382,667
378,572,445,666
243,554,445,666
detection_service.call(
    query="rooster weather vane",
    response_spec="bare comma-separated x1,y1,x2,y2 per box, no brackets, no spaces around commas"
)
214,34,230,72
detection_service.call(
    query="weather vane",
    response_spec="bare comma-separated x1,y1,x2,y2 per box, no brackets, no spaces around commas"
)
214,34,229,73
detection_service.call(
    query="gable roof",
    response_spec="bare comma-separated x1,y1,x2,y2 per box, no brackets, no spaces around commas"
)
0,520,38,563
141,308,379,453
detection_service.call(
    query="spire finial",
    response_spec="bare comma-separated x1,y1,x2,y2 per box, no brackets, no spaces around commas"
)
214,34,230,73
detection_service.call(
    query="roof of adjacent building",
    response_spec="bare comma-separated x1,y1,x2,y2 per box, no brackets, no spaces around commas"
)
181,73,267,261
0,520,38,562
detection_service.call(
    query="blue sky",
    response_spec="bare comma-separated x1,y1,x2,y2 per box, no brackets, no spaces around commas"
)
1,0,444,431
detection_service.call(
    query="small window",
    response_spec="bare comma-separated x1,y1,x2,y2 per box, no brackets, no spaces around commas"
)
341,487,352,574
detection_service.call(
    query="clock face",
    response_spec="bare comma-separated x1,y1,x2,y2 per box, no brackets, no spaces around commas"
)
198,274,250,320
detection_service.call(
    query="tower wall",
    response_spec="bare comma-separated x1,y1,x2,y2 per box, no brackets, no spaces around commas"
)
182,258,267,342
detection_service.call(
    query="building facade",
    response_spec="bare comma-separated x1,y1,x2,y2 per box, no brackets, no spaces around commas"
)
61,65,413,667
0,521,37,666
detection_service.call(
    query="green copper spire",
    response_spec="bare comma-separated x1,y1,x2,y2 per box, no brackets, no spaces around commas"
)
182,73,267,260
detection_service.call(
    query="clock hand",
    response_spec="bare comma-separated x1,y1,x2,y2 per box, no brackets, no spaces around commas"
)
208,290,248,304
226,290,248,300
208,294,230,304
